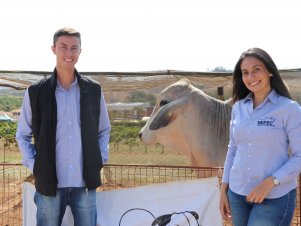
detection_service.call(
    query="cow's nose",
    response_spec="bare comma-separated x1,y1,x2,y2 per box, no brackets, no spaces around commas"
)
138,132,142,139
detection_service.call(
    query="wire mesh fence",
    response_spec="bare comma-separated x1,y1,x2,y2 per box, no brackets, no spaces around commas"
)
0,164,31,226
0,163,300,226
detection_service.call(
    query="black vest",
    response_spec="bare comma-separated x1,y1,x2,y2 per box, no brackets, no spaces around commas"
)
29,69,103,196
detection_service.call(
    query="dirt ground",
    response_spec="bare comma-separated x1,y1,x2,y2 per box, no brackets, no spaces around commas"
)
1,146,301,226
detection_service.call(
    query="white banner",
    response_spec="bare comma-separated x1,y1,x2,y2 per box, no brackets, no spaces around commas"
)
23,177,222,226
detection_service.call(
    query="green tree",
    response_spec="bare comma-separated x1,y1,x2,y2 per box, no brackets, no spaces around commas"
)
0,121,17,139
211,66,232,72
0,96,23,111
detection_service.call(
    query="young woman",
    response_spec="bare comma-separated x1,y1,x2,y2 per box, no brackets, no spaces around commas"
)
219,48,301,226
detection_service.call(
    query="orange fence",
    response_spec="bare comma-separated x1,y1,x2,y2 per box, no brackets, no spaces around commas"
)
1,163,300,226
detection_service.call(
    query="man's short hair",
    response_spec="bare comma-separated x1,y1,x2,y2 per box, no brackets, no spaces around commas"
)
53,27,81,46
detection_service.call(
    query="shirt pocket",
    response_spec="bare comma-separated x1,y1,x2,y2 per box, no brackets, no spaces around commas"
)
256,117,285,142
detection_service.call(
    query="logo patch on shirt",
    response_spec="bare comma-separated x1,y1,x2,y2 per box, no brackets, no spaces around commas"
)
257,117,275,127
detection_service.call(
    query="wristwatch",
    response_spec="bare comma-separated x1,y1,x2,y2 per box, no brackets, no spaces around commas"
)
272,176,280,186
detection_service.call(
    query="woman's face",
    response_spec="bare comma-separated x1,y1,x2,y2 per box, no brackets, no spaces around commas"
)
240,56,271,97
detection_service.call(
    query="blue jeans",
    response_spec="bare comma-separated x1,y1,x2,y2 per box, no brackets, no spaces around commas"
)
227,188,296,226
34,187,97,226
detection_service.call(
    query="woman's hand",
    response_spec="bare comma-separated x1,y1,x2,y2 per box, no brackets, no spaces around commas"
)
246,176,275,203
219,183,232,219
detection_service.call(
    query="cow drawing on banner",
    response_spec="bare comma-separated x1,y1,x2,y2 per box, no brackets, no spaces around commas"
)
119,208,201,226
139,79,232,167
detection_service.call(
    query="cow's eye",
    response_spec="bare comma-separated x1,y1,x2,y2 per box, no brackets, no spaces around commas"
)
159,100,168,107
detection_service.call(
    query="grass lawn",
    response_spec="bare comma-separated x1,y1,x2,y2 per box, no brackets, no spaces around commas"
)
0,142,190,166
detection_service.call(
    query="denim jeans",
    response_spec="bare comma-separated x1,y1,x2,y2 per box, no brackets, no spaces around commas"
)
227,188,296,226
34,187,97,226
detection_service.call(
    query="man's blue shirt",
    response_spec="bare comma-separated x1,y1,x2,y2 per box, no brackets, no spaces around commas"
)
16,78,111,188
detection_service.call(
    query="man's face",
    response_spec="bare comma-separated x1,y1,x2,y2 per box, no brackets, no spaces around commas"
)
51,35,81,70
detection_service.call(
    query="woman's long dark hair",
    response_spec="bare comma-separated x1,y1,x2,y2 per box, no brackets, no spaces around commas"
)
232,47,292,103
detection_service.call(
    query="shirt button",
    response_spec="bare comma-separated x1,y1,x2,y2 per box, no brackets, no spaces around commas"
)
247,168,250,170
68,121,71,125
248,155,251,158
69,136,72,139
248,143,252,146
247,179,250,183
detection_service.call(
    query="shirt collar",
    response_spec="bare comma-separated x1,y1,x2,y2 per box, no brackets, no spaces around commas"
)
57,77,78,90
243,89,278,105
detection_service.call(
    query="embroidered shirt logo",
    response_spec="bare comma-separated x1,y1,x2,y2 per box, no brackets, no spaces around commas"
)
257,117,275,127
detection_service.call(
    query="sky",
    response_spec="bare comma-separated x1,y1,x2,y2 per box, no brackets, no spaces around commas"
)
1,0,301,72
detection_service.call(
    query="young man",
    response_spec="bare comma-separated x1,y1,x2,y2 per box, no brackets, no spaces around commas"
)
16,27,111,226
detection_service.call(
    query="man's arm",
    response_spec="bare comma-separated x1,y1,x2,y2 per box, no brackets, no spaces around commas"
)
15,89,36,171
98,90,111,163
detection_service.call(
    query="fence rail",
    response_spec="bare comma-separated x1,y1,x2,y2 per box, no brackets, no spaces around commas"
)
1,163,300,226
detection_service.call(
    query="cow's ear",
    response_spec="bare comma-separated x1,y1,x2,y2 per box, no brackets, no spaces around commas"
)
149,97,188,130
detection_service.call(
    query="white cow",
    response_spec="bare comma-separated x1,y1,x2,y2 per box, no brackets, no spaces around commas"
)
139,79,232,167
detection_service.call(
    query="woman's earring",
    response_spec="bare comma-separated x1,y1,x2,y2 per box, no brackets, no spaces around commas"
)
270,74,273,77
